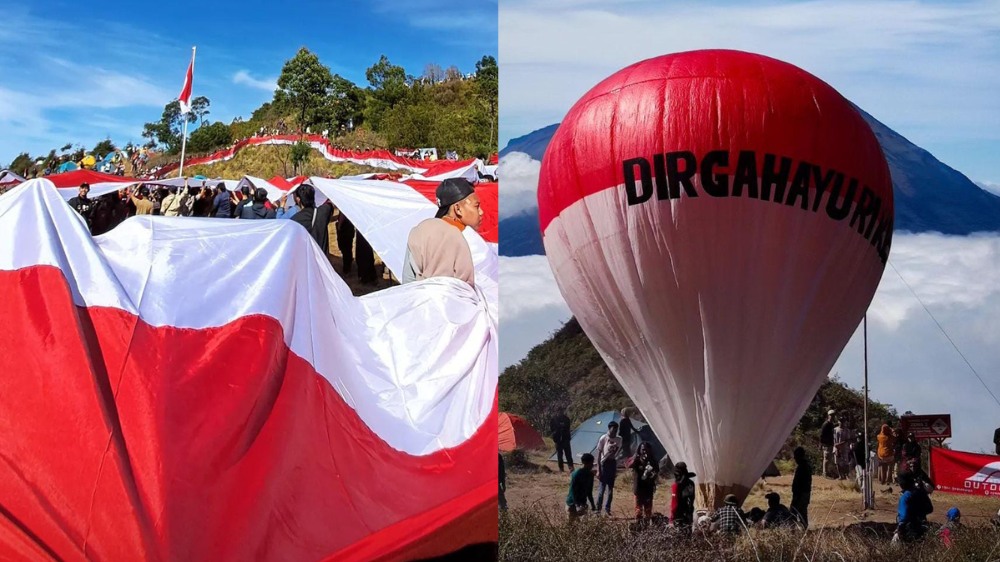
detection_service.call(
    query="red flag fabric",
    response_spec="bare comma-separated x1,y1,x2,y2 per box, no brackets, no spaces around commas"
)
0,180,499,560
930,447,1000,497
178,52,194,114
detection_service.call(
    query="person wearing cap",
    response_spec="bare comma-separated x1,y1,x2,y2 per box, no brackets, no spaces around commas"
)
237,188,277,219
938,507,961,547
670,461,696,529
402,178,482,287
820,410,837,478
760,492,795,529
709,494,745,534
68,182,94,228
791,446,812,529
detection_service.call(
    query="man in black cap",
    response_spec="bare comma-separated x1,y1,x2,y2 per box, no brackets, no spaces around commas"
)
68,182,94,229
402,178,482,286
670,461,696,530
237,188,277,219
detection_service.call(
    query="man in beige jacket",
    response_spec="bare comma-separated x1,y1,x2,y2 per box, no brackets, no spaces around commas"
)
402,178,482,286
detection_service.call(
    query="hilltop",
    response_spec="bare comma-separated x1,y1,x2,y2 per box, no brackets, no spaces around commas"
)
500,317,901,468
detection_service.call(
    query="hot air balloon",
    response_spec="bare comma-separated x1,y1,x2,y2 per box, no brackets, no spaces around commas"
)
537,50,893,508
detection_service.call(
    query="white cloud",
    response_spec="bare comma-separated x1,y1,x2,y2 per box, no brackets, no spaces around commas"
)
977,180,1000,196
501,233,1000,452
499,0,1000,180
500,255,572,370
232,70,277,93
498,151,541,218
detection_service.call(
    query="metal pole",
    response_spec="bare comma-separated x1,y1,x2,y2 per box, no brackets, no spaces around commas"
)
178,46,196,178
863,314,873,510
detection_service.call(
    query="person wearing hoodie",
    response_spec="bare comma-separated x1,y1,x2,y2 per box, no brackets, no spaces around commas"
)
238,188,277,220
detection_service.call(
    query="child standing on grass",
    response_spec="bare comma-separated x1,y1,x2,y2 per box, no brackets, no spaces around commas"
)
566,453,596,520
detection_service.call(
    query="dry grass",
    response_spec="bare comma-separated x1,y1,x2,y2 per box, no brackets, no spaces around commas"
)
182,145,387,180
502,445,1000,561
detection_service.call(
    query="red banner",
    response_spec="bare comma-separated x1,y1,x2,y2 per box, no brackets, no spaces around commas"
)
930,447,1000,497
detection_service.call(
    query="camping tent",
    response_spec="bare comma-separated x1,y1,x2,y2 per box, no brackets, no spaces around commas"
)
0,169,25,186
499,413,546,452
550,411,780,477
551,411,668,465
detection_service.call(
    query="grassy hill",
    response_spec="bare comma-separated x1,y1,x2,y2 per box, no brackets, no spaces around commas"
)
182,145,386,180
500,318,900,467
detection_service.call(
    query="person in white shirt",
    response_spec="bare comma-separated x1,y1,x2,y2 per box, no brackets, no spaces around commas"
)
594,421,623,515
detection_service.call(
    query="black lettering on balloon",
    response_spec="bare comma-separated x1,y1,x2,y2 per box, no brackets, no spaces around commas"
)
653,153,673,200
761,153,792,202
849,187,875,235
624,157,654,205
784,161,812,210
826,177,858,221
731,150,759,198
812,169,838,213
666,151,698,198
701,150,730,197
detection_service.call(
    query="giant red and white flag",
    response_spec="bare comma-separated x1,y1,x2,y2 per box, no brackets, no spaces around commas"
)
178,50,194,114
0,179,498,561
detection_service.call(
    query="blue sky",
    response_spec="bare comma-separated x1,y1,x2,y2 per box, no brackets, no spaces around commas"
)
0,0,497,165
500,0,1000,185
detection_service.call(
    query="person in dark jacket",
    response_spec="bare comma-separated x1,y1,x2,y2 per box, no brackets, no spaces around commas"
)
618,408,636,459
67,182,94,229
232,185,252,218
566,453,596,520
336,212,355,274
896,471,933,541
820,410,837,478
211,183,232,218
356,232,378,285
901,432,922,467
791,446,812,529
499,453,507,512
290,184,334,252
238,188,277,219
670,462,696,530
550,410,573,472
631,442,658,520
853,430,869,490
761,492,796,529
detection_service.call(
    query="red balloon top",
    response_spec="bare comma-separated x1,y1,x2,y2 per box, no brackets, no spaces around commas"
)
537,49,893,255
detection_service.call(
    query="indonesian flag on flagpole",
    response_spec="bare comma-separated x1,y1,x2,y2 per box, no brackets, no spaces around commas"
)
178,49,194,114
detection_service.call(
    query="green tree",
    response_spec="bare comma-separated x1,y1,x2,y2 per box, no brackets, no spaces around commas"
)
93,138,116,157
9,152,33,176
364,55,409,131
190,96,211,126
290,140,311,174
475,55,498,152
275,47,335,127
142,100,188,154
188,122,233,154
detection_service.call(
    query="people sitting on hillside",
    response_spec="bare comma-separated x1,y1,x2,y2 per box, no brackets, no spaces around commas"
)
895,472,933,542
709,494,746,535
760,492,796,529
938,507,961,548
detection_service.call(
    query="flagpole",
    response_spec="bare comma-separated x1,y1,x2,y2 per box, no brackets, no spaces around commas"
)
178,46,196,178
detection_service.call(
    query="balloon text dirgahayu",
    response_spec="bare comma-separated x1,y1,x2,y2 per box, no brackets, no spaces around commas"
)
623,150,893,263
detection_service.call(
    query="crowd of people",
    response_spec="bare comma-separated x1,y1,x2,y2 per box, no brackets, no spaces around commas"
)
65,180,380,285
500,407,976,549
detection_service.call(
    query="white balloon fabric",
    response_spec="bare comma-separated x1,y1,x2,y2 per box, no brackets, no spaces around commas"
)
539,50,894,507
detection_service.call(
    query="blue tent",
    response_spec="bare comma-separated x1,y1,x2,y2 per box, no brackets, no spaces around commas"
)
57,161,78,173
550,411,668,466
